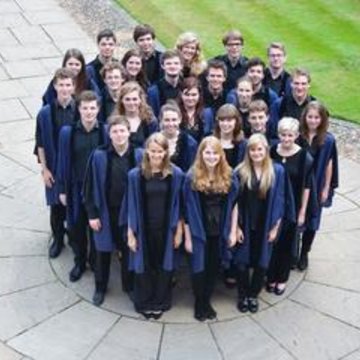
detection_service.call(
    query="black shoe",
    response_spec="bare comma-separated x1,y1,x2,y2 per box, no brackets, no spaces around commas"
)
297,253,309,271
151,311,163,320
204,303,217,320
237,297,248,313
265,282,276,293
49,239,63,259
224,277,237,289
248,297,259,313
194,301,206,322
92,290,105,306
141,311,152,320
69,264,85,282
274,283,286,296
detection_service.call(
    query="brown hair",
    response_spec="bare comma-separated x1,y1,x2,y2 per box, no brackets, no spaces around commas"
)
159,101,182,124
267,42,286,56
214,104,244,143
246,57,266,72
160,49,183,65
77,90,100,106
248,100,269,115
133,24,156,42
222,30,244,46
53,68,75,84
121,49,148,88
96,29,117,44
206,59,227,78
100,61,125,79
107,115,130,131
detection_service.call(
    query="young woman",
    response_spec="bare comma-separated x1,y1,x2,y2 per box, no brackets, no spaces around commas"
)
177,76,214,142
83,116,143,305
42,48,99,105
183,136,239,321
234,133,285,313
121,49,149,90
175,32,207,78
267,117,314,295
297,101,338,270
226,76,254,137
127,133,184,319
117,81,158,148
159,102,198,172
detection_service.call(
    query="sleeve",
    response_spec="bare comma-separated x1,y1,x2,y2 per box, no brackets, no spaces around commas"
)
202,107,215,136
82,153,100,219
147,85,160,118
226,89,238,106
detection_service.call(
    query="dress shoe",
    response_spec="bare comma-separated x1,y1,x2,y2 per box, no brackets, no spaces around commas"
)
141,311,152,320
151,311,163,320
49,239,63,259
69,264,85,282
237,297,248,313
204,302,217,320
247,297,259,313
224,277,237,289
265,282,276,293
92,290,105,306
274,283,286,296
297,253,309,271
194,301,206,322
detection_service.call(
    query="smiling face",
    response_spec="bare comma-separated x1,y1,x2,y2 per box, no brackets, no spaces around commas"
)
218,116,236,137
279,129,298,149
98,37,116,59
162,56,182,78
181,87,200,109
64,57,82,76
104,69,123,92
247,65,264,86
305,108,322,132
225,40,242,60
54,77,74,102
146,140,167,169
291,75,310,100
268,47,286,70
136,33,154,55
236,80,253,106
79,100,99,126
109,123,130,148
125,55,142,77
121,90,141,114
206,68,226,91
248,111,268,133
202,144,221,170
180,41,198,62
161,110,181,137
249,142,267,165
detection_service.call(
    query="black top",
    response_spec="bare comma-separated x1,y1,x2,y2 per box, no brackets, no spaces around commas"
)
100,87,116,123
202,86,226,114
264,68,290,97
224,146,237,168
130,121,148,148
87,56,106,90
200,192,226,237
144,50,163,85
252,85,272,107
143,173,171,230
180,115,203,142
247,175,266,231
72,121,102,182
279,94,316,121
157,78,181,107
239,109,251,138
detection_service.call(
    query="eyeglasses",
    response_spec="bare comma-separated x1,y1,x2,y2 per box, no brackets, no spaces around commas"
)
226,42,242,47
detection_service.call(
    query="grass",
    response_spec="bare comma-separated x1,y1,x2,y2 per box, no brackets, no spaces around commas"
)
116,0,360,123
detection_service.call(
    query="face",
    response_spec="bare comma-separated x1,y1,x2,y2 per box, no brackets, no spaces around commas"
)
279,129,298,148
181,87,200,108
79,100,99,126
136,33,154,55
54,78,74,101
249,111,268,133
98,37,116,59
161,110,181,137
125,55,142,77
305,108,322,132
249,142,267,164
180,41,197,62
65,57,82,76
236,81,253,105
104,69,123,91
225,39,242,59
122,90,141,113
291,75,310,99
206,68,226,91
247,65,264,86
147,141,166,168
218,116,236,136
268,48,286,70
109,124,130,147
162,57,182,77
202,145,221,169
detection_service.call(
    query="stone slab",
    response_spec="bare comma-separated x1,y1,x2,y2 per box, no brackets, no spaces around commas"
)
0,29,19,46
343,350,360,360
0,43,61,61
11,25,52,44
40,57,64,74
325,193,358,215
43,23,89,42
320,209,360,233
54,39,97,56
291,281,360,329
23,9,74,25
0,66,9,81
0,227,48,257
0,0,21,13
4,60,48,79
20,96,42,118
0,154,34,188
338,158,360,194
0,80,29,100
8,302,119,360
15,0,60,11
255,300,360,360
0,119,34,148
0,282,79,341
0,257,55,296
0,99,29,123
344,188,360,207
211,316,293,360
160,324,221,360
0,14,28,28
88,317,162,360
0,342,22,360
19,75,52,99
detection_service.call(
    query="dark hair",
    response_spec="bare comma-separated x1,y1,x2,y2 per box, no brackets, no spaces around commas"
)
100,61,125,79
62,48,87,97
206,59,227,78
160,49,183,66
121,49,148,89
53,68,75,84
246,57,266,72
96,29,117,44
77,90,100,107
214,104,243,143
222,30,244,46
133,24,156,42
248,100,269,115
107,115,130,130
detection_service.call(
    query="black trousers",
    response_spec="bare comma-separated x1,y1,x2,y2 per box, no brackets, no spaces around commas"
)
50,203,66,242
192,235,219,306
68,204,95,269
267,222,296,283
300,229,316,254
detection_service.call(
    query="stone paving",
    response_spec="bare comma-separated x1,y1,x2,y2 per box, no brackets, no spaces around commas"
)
0,1,360,359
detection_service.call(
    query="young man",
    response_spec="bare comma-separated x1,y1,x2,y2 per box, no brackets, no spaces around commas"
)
57,91,108,282
214,30,248,92
35,68,77,259
86,29,117,91
147,49,183,117
84,116,143,306
270,68,316,130
133,24,163,85
99,61,124,123
246,57,278,108
264,42,291,97
202,59,228,114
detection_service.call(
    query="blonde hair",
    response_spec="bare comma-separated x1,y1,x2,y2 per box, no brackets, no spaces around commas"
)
192,136,232,194
238,133,274,198
175,32,206,76
277,117,299,135
141,132,172,179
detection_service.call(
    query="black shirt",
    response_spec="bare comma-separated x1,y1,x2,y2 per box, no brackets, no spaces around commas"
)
264,68,290,97
157,78,181,107
100,87,116,123
248,175,266,231
279,94,316,121
130,121,148,148
144,50,163,85
87,56,105,90
202,86,226,114
253,85,273,107
200,192,226,237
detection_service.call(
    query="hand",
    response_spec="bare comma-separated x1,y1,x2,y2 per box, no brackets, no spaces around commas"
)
297,210,306,227
173,233,182,249
228,231,237,248
237,226,244,244
59,193,67,206
128,234,137,252
321,188,329,204
184,236,192,253
89,218,101,232
268,226,278,243
42,168,55,188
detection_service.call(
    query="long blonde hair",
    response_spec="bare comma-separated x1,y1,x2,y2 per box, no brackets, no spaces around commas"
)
238,133,274,198
141,132,172,179
192,136,232,193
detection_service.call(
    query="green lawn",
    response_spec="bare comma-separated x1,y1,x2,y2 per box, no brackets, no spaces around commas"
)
116,0,360,123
